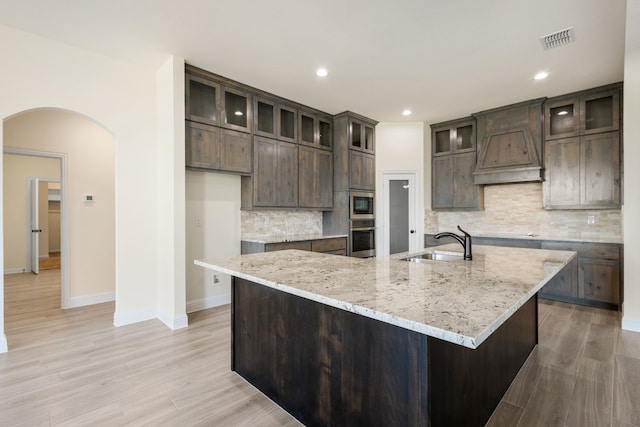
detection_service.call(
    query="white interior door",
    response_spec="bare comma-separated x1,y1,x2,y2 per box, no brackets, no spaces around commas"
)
380,172,421,255
30,178,41,274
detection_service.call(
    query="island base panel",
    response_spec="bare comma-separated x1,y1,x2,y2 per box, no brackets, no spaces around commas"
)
428,295,538,426
232,277,537,426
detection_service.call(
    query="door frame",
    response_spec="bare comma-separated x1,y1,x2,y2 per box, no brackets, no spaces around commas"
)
4,147,70,308
378,171,423,256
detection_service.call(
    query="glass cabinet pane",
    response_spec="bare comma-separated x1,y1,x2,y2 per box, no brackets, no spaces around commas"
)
585,96,613,131
456,125,473,150
351,122,362,148
280,108,296,140
364,126,374,151
301,114,315,144
319,120,332,148
225,91,248,128
549,104,577,136
189,80,218,122
435,130,451,153
256,101,274,134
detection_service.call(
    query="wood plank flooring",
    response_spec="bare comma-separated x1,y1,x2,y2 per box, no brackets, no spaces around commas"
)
39,252,61,271
2,270,640,426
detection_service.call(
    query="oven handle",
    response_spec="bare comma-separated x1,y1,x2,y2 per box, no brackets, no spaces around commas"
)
351,227,376,232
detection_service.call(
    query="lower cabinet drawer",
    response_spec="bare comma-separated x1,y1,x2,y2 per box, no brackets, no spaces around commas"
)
320,249,347,256
311,238,347,253
265,241,312,252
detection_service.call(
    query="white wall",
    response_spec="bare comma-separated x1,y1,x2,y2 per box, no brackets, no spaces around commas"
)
185,171,241,312
622,0,640,331
0,24,171,351
155,56,187,329
375,122,425,253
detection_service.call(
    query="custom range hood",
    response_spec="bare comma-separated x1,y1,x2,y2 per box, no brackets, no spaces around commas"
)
472,98,546,185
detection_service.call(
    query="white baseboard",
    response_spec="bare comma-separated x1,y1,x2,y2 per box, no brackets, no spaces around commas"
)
113,307,158,327
114,307,189,330
622,316,640,333
158,311,189,330
0,334,7,354
63,292,115,309
186,294,231,313
4,268,27,275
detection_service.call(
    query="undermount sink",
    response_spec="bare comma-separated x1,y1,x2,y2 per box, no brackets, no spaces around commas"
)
400,251,464,263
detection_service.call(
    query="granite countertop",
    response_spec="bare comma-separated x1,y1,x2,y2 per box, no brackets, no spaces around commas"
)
195,244,575,349
241,233,348,244
426,232,622,245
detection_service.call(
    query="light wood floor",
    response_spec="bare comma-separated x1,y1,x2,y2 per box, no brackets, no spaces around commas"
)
2,270,640,426
39,252,61,271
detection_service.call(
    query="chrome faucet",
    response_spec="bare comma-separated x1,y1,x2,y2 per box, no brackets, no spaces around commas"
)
434,225,472,260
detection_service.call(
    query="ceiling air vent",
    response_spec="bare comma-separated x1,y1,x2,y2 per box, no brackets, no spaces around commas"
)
540,27,575,50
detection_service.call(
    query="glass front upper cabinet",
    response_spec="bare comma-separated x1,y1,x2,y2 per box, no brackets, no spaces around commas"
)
545,99,579,139
363,124,374,153
431,118,475,156
455,124,473,151
581,90,620,135
545,86,620,140
350,121,362,149
318,118,332,149
300,113,315,145
223,87,251,132
254,97,276,137
278,105,297,142
186,75,221,126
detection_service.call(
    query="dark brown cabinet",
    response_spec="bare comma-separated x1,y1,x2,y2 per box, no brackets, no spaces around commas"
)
426,234,623,310
254,96,297,143
544,84,621,140
186,74,221,126
431,118,483,210
299,146,333,209
299,110,332,150
222,86,252,133
349,117,375,154
349,150,375,191
241,237,347,256
543,83,622,210
254,97,277,138
246,137,298,208
541,240,622,309
579,258,621,306
185,121,252,174
472,98,545,185
545,132,622,209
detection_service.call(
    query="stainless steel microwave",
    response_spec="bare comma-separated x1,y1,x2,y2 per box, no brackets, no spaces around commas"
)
350,191,374,219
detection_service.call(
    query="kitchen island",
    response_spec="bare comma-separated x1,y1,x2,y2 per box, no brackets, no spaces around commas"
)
196,244,575,426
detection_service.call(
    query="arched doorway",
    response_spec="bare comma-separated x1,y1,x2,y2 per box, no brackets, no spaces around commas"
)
2,108,116,350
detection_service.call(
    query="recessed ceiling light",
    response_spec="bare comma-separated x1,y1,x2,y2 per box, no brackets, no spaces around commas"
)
316,68,328,77
402,109,412,116
534,71,549,80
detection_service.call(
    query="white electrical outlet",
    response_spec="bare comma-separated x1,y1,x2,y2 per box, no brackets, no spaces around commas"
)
587,215,596,225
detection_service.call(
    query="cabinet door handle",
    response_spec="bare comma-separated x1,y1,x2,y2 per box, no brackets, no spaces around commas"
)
32,229,42,233
410,230,416,234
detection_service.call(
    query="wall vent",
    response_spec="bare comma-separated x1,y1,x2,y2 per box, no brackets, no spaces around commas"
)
540,27,575,49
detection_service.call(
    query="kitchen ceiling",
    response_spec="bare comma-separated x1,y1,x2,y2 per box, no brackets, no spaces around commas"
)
0,0,627,123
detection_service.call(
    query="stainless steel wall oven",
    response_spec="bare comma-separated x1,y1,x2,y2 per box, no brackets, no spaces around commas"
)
350,219,375,258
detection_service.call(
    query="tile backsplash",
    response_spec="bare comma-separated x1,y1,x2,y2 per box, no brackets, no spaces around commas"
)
425,182,623,243
241,210,323,237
